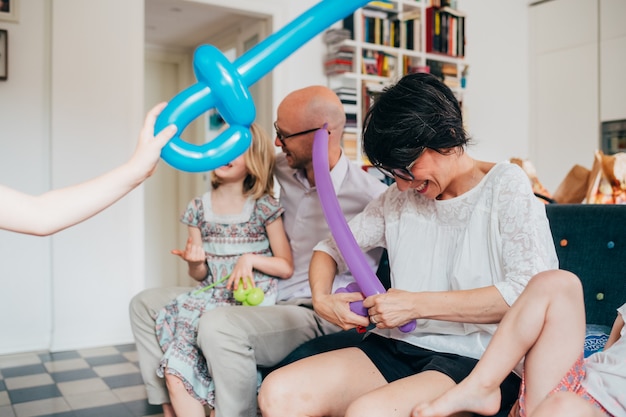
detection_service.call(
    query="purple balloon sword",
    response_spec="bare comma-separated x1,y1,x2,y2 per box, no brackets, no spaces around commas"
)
312,128,417,333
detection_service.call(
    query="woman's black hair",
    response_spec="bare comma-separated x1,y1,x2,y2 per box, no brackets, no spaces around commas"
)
362,72,469,169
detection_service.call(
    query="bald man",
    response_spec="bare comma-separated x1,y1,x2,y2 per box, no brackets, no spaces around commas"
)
130,86,387,417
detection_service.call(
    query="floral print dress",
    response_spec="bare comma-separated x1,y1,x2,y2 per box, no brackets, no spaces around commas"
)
154,190,284,407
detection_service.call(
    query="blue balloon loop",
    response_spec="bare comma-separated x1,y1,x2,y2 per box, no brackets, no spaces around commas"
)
155,0,372,172
194,46,255,127
160,125,252,173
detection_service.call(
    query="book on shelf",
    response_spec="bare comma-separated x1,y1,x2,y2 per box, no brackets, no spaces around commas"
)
457,15,464,57
363,53,379,76
342,103,358,114
361,7,389,19
345,112,358,129
361,81,387,118
441,61,458,76
324,45,354,76
425,6,465,57
367,1,396,11
431,0,458,8
390,18,400,48
327,40,354,53
342,131,358,161
333,86,358,124
399,9,421,51
343,13,355,39
333,86,357,95
324,61,353,76
362,50,397,77
403,56,430,75
443,75,460,88
438,6,466,18
323,28,352,45
337,93,357,105
363,82,386,94
426,59,458,81
425,60,462,95
361,8,388,45
344,7,400,47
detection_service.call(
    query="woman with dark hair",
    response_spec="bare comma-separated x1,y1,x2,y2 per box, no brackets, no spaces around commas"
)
258,73,558,417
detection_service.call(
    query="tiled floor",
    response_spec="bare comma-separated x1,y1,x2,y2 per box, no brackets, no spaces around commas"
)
0,344,163,417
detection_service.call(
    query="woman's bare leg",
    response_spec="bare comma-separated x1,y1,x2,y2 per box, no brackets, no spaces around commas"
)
258,347,387,417
165,373,206,417
412,270,585,417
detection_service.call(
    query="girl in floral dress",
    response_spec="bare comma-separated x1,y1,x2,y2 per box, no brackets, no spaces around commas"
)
155,124,293,417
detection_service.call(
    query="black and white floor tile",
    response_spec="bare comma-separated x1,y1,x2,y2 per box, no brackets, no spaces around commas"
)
0,344,163,417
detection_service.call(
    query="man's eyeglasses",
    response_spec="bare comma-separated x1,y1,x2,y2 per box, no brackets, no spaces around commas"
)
274,121,325,147
374,147,427,182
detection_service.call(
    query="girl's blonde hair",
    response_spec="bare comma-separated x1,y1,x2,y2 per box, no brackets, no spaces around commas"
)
211,123,276,199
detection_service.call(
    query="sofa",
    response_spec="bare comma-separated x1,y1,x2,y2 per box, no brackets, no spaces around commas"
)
545,204,625,328
260,203,626,415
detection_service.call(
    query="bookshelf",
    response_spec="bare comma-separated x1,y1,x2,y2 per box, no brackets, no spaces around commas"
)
324,0,468,164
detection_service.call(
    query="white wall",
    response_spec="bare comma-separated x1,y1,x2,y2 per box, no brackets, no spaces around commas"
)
600,0,626,122
0,0,53,353
529,0,599,193
0,0,146,353
48,0,145,351
527,0,626,192
456,0,531,166
144,49,198,291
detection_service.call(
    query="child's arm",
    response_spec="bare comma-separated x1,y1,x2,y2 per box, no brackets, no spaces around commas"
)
263,217,294,278
228,217,293,289
604,312,624,350
171,227,209,281
0,103,177,236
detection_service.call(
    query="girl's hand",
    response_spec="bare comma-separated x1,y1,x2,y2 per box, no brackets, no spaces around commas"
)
171,237,205,267
227,253,255,290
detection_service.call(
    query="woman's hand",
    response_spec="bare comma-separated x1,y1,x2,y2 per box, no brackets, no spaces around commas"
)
364,288,418,329
313,291,370,330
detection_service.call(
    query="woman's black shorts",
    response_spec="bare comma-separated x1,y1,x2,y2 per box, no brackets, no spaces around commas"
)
357,333,520,414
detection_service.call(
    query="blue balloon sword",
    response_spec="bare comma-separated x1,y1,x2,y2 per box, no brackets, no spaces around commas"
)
154,0,372,172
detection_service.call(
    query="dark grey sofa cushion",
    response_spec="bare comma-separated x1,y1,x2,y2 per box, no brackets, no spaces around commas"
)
546,204,626,328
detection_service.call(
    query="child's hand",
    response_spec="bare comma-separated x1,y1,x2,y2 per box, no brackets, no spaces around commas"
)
227,254,255,290
130,102,177,179
171,237,205,267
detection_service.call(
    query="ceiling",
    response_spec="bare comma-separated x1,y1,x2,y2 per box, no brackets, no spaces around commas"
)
144,0,251,50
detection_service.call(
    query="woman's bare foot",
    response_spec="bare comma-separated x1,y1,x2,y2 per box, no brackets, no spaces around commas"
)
411,378,502,417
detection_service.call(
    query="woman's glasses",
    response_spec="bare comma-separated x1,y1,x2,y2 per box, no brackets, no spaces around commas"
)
374,147,427,182
274,122,325,147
